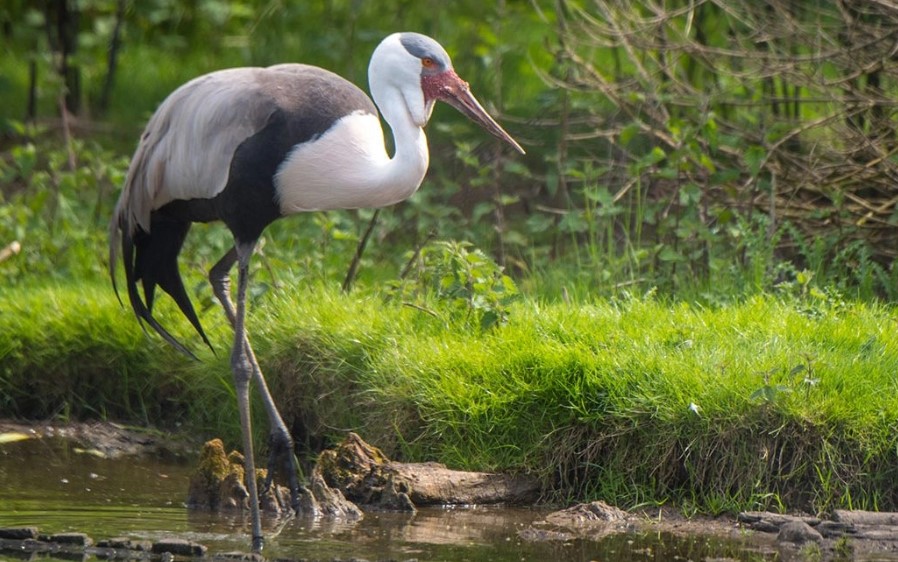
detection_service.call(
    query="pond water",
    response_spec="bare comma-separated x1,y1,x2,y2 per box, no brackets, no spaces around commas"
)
1,436,896,561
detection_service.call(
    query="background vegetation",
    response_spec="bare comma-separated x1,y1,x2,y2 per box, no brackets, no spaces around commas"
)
5,0,898,299
2,0,898,516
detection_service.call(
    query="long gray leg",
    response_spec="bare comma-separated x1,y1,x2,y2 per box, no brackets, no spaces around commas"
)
231,241,264,552
211,247,302,514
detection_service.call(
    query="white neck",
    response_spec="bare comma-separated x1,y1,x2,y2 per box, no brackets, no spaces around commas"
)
375,84,431,201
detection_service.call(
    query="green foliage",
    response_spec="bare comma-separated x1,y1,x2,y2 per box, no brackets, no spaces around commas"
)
388,240,519,330
534,1,898,298
748,360,818,407
0,130,127,284
3,1,898,300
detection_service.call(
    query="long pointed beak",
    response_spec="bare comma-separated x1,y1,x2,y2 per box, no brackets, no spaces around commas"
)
436,71,525,155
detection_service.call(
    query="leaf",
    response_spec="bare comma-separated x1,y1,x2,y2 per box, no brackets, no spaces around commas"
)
745,145,767,177
710,169,741,184
637,147,667,169
545,170,559,196
679,183,702,206
558,211,588,234
698,153,717,173
658,246,685,262
620,123,641,146
503,161,530,177
749,387,769,402
497,194,520,206
584,186,613,204
0,432,32,444
479,310,500,331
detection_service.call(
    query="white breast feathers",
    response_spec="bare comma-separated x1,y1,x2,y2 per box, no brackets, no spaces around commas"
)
274,111,429,213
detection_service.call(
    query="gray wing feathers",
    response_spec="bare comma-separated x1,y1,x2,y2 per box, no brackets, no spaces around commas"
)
108,67,283,297
117,69,280,234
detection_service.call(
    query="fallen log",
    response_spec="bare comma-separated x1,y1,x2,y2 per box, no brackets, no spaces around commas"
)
834,510,898,526
316,432,540,510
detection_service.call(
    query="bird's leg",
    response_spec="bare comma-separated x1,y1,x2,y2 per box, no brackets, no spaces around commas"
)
245,344,303,513
212,246,303,515
233,327,302,513
232,242,264,552
210,246,238,327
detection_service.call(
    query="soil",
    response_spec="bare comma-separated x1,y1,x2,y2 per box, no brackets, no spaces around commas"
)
0,420,196,459
3,420,898,561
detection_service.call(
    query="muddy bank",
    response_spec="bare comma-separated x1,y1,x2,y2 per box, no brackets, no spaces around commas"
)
533,503,898,560
0,420,196,459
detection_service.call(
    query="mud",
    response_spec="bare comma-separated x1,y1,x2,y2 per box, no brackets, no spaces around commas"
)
0,420,195,459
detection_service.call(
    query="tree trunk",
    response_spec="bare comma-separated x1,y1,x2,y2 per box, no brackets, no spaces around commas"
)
45,0,81,116
97,0,127,115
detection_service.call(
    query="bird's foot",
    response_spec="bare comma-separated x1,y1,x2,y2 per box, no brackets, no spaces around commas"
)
263,429,303,515
251,534,264,554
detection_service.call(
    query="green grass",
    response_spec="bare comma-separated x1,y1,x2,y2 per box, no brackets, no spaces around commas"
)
3,280,897,515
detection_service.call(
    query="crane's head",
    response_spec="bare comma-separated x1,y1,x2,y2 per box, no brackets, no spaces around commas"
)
369,32,525,154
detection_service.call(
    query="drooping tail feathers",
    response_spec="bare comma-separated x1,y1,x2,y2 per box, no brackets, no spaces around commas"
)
109,207,213,359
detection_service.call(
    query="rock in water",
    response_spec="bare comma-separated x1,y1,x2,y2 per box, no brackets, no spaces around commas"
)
296,470,364,519
0,528,38,540
315,432,414,511
151,538,207,557
186,439,289,513
189,433,539,519
777,520,823,544
544,501,628,526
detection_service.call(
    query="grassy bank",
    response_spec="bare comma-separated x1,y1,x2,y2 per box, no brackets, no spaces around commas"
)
2,281,897,515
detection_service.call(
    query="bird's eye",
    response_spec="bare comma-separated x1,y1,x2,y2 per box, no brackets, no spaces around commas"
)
422,57,435,68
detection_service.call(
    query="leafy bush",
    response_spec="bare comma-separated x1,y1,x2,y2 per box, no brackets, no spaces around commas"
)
0,128,127,284
388,240,519,330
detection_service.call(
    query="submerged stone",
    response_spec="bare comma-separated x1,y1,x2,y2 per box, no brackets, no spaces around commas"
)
97,537,153,551
212,552,265,561
49,532,92,546
544,501,629,526
0,527,38,540
151,538,208,557
777,520,823,544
